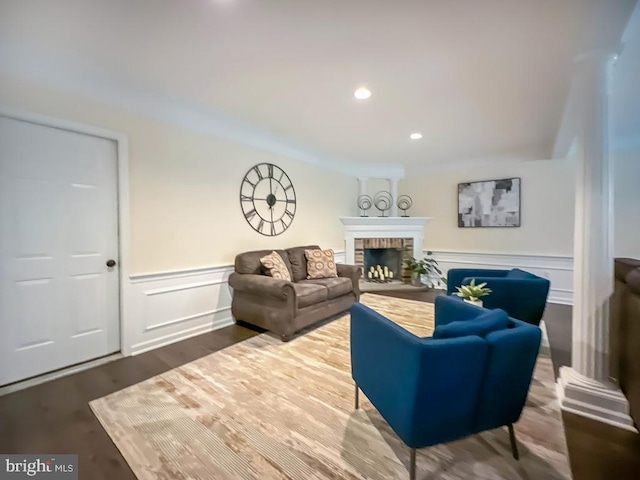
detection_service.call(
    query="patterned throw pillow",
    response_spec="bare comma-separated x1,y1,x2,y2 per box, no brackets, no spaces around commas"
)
260,251,292,281
305,249,338,279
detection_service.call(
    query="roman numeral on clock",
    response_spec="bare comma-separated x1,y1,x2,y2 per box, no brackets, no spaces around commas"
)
252,165,264,180
257,219,264,233
241,194,253,202
245,209,257,221
267,164,274,178
284,209,294,221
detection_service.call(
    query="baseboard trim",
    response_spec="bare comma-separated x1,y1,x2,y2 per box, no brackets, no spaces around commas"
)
125,249,345,357
131,314,234,356
0,353,123,396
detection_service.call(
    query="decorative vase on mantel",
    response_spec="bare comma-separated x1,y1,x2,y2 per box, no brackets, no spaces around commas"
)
411,272,422,287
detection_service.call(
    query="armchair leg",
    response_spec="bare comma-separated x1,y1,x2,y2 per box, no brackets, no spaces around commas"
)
508,424,519,460
354,384,359,410
409,448,416,480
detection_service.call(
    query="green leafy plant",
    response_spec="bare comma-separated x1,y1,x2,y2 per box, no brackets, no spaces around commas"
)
454,279,492,302
402,251,445,288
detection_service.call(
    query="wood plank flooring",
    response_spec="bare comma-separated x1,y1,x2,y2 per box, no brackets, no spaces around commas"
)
1,290,638,479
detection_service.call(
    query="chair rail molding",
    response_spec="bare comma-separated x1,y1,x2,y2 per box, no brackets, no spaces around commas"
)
126,250,346,355
127,265,235,355
429,251,574,305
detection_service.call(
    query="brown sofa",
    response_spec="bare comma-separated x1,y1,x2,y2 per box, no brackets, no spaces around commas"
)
229,245,361,341
611,258,640,428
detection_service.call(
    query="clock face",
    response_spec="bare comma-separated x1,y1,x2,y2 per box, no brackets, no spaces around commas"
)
240,163,296,236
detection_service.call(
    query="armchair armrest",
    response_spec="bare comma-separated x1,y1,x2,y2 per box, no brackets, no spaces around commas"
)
228,273,295,301
434,295,484,327
337,264,362,299
446,268,510,295
461,276,549,325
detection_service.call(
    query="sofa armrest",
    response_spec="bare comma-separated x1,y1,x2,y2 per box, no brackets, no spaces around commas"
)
228,273,295,301
337,264,362,299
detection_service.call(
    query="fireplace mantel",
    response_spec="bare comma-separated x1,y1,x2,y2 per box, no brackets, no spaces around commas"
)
339,216,431,265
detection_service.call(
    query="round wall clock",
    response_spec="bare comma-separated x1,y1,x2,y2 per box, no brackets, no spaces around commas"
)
240,163,296,236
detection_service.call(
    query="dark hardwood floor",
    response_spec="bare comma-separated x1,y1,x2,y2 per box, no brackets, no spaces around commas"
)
0,326,262,480
1,290,639,479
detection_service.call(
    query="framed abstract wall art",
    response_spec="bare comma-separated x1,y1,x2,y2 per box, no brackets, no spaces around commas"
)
458,177,521,228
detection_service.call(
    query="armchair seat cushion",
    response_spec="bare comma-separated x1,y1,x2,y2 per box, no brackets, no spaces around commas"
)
299,277,352,299
292,282,328,308
433,309,509,339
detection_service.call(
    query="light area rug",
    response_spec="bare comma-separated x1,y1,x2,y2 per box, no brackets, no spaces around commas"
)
90,294,571,480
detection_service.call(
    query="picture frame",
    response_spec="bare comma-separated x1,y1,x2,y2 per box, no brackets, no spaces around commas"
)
458,177,521,228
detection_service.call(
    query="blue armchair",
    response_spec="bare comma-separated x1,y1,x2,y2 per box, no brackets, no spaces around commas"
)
446,268,550,326
350,296,541,479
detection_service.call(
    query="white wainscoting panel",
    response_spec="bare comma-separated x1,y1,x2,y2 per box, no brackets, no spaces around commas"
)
428,251,574,305
125,250,347,356
127,265,235,355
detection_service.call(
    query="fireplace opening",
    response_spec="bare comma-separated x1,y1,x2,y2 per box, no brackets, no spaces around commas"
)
364,248,402,281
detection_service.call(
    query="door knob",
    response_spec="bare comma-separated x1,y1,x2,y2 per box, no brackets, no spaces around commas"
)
106,259,117,268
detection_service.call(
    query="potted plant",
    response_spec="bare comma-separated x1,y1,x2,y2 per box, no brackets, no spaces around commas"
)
402,252,445,288
453,279,492,307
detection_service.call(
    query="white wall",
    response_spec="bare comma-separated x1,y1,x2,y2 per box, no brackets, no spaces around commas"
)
611,5,640,260
400,158,576,256
0,74,357,354
0,74,357,274
614,149,640,258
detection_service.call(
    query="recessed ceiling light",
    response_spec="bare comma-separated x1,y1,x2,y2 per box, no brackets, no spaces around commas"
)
410,133,423,140
354,87,372,100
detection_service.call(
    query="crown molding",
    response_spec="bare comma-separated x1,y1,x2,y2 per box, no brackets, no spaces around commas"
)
0,44,404,180
404,155,542,176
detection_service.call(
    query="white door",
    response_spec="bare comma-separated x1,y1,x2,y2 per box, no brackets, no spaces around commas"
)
0,115,120,386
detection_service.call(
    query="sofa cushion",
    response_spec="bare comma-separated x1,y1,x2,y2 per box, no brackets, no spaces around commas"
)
305,248,338,279
235,249,293,277
292,282,328,308
286,245,320,282
433,309,509,339
299,277,352,299
260,251,292,281
506,268,534,280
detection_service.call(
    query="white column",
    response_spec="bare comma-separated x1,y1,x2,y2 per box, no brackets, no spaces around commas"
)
557,50,635,431
388,178,399,217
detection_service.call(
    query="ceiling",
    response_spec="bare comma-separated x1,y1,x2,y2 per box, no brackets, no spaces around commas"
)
0,0,636,172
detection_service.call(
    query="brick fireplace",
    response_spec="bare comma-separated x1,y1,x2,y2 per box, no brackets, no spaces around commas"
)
340,216,431,283
355,237,413,281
